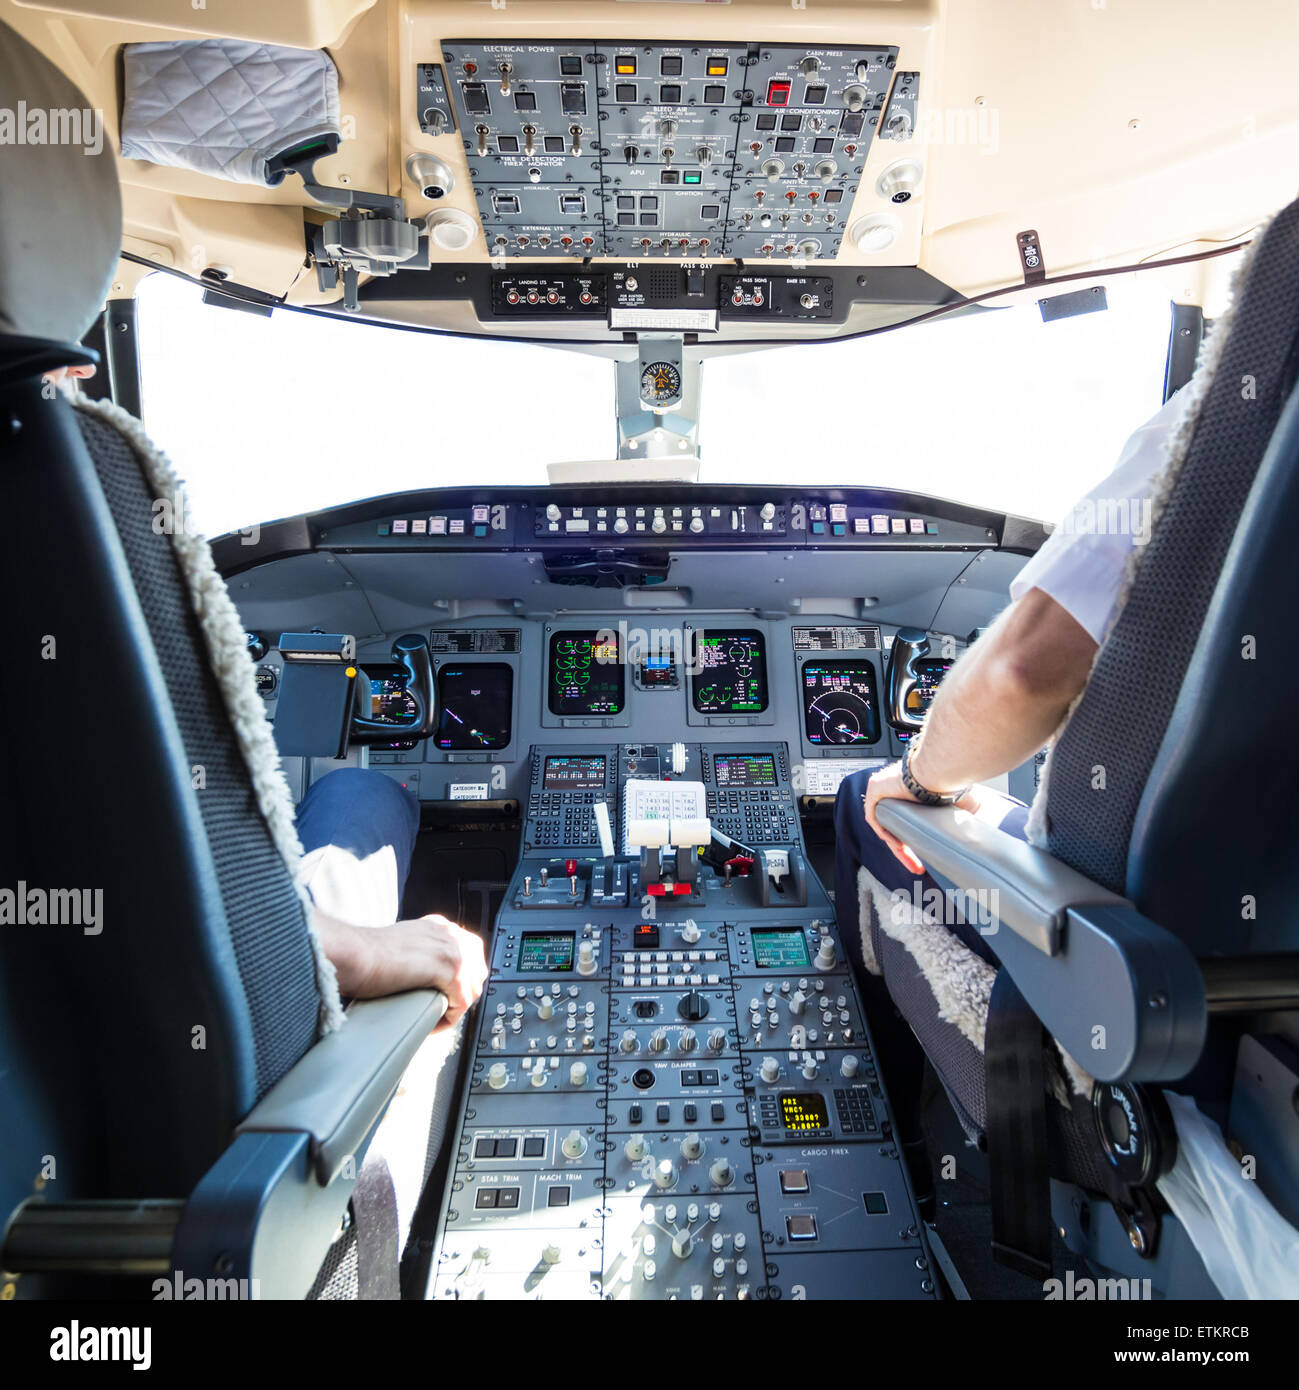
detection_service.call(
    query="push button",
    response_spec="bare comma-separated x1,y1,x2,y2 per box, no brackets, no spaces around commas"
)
522,1136,546,1158
786,1214,817,1241
779,1169,810,1195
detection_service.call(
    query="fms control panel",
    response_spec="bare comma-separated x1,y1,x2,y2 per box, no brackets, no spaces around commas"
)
428,741,936,1300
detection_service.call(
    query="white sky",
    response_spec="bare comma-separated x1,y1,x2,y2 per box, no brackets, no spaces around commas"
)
136,270,1172,538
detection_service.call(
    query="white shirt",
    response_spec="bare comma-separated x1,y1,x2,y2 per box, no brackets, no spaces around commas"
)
1008,389,1191,643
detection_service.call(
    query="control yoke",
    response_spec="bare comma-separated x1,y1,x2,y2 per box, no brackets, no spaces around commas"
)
885,626,930,732
350,633,438,744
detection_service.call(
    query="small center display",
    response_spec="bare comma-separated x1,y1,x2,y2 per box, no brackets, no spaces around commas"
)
751,927,812,969
548,630,625,716
779,1092,831,1133
543,754,607,790
365,665,419,750
802,660,881,746
519,932,576,973
906,657,954,716
690,629,768,714
435,662,513,750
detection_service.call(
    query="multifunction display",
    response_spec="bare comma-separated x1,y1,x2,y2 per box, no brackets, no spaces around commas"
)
518,932,575,973
801,660,882,746
713,753,777,788
908,657,954,716
548,629,625,716
751,927,812,969
779,1092,831,1133
542,754,607,790
690,629,768,714
435,663,513,749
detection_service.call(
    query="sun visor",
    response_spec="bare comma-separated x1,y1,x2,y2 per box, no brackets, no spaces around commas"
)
120,39,340,186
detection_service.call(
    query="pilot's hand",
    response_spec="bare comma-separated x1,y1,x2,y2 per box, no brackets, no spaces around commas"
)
861,762,984,875
329,914,488,1024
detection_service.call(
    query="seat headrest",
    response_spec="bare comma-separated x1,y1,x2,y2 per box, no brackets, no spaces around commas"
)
0,20,122,342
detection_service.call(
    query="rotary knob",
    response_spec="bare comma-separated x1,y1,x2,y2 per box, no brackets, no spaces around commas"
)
614,516,629,534
577,941,597,975
570,1061,588,1086
713,1257,726,1279
707,1028,726,1052
709,1158,734,1187
841,1054,860,1078
620,1028,639,1053
649,1028,669,1053
651,514,668,534
658,118,679,137
625,1134,648,1162
762,158,785,182
815,159,837,184
843,83,868,113
689,516,705,534
802,1057,818,1081
530,1065,548,1087
546,503,561,521
815,938,837,970
654,1158,678,1189
678,1028,698,1053
538,996,554,1020
681,1132,704,1159
678,991,709,1021
800,55,821,77
562,1129,588,1159
542,1244,562,1266
488,1062,509,1089
759,502,776,521
760,1056,781,1083
696,145,712,166
681,919,701,944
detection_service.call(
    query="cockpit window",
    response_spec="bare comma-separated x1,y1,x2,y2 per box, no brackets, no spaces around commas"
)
136,272,613,536
700,279,1172,523
138,268,1171,535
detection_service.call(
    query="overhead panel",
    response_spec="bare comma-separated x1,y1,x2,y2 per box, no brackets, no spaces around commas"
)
442,40,900,261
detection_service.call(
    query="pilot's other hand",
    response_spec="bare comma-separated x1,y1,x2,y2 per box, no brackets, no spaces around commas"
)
333,914,488,1024
861,762,985,875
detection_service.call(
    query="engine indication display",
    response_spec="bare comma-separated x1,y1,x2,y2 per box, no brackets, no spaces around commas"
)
691,629,768,714
548,630,625,716
802,660,882,746
435,663,513,750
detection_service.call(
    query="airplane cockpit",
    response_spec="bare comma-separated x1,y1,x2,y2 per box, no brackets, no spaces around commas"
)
2,0,1298,1354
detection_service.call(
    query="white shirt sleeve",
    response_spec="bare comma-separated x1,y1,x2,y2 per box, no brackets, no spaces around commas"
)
1009,389,1190,644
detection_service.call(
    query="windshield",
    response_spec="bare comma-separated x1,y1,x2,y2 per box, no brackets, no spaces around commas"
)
137,270,1173,537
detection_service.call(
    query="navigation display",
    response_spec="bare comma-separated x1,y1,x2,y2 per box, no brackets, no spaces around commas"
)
801,660,882,746
907,657,955,717
435,663,513,750
548,630,625,716
543,754,607,791
368,668,417,724
690,629,768,714
713,753,777,788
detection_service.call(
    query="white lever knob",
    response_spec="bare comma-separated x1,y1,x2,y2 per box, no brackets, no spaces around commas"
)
841,1054,860,1078
654,1159,677,1189
562,1130,587,1159
681,919,701,944
708,1028,726,1052
681,1132,703,1159
625,1134,648,1162
577,940,597,975
709,1158,734,1187
678,1028,698,1052
488,1062,508,1089
760,1056,780,1083
815,938,837,970
649,1028,668,1053
620,1029,639,1053
570,1061,588,1086
538,996,554,1020
789,989,807,1017
530,1065,548,1087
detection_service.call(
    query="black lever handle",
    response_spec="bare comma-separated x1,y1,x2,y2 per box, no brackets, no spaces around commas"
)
349,634,437,744
885,627,930,732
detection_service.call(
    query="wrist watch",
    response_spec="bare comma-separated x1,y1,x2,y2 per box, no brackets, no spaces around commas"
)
900,738,970,807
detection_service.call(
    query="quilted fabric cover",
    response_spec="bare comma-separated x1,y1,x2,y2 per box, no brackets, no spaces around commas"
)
120,39,339,186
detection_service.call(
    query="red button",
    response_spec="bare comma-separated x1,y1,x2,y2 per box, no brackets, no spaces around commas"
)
564,858,577,876
766,79,791,106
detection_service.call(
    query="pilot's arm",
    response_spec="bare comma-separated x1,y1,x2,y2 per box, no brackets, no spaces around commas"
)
864,387,1190,871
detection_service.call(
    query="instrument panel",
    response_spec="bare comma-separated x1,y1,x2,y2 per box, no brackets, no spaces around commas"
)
441,39,903,259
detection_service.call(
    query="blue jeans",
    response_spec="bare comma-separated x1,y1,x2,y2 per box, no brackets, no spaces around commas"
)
832,766,1030,974
296,768,421,925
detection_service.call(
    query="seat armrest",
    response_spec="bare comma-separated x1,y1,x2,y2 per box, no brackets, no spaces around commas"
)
237,989,446,1184
872,800,1206,1081
876,801,1126,955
